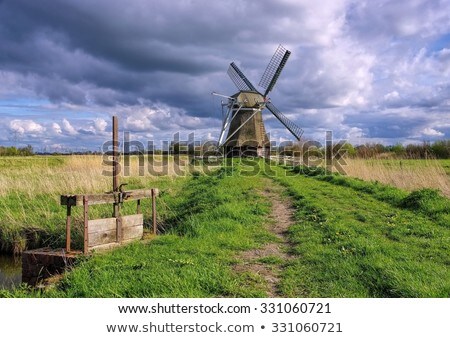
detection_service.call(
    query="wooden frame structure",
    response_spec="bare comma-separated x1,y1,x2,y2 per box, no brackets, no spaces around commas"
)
61,189,158,254
60,116,159,255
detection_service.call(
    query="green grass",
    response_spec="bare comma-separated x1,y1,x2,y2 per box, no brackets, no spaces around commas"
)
439,159,450,175
1,159,449,298
0,156,66,169
292,165,450,227
270,164,450,297
2,165,275,297
0,176,182,254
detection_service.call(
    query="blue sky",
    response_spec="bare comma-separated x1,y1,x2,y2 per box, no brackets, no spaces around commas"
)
0,0,449,151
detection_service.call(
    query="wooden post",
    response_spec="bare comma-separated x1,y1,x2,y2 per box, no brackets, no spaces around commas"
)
65,205,72,253
112,115,119,193
83,196,89,255
151,189,157,234
112,116,122,243
116,214,122,243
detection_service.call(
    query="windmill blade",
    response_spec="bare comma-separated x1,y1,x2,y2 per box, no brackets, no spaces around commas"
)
259,45,291,97
218,103,240,146
227,62,257,91
266,102,303,141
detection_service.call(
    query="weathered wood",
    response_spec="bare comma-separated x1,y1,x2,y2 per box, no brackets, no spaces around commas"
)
87,215,142,248
22,248,82,285
122,214,143,228
122,224,143,241
83,196,89,255
122,214,144,241
60,189,159,206
116,215,122,243
152,188,157,234
113,115,119,193
88,229,117,247
65,205,71,253
88,217,116,234
88,242,120,252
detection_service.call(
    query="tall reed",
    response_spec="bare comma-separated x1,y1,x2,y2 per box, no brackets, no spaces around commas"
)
343,158,449,197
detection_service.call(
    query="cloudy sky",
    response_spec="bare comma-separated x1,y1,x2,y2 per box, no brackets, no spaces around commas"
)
0,0,449,151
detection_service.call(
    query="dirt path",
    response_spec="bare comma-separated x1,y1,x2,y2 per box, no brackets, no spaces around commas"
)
234,178,295,297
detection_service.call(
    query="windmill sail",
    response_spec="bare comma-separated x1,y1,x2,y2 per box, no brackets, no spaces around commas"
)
227,62,257,91
218,44,302,157
266,102,303,141
259,45,291,97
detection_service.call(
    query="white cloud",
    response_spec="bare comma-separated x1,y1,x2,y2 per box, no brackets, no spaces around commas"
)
51,122,62,134
62,118,78,135
121,103,219,134
422,127,444,137
94,118,107,132
9,119,45,135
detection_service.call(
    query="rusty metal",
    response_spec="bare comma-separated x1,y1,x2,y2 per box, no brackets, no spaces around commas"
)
136,199,141,214
152,188,157,234
83,196,89,255
65,205,72,253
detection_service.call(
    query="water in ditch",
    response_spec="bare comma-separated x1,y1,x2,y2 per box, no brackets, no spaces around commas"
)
0,254,22,290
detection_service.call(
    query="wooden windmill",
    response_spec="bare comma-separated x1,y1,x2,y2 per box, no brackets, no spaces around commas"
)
216,45,303,157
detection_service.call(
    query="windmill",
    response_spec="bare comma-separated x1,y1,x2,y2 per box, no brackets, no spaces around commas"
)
215,45,303,157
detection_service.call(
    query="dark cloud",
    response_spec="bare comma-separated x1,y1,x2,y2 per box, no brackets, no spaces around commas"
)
0,0,449,150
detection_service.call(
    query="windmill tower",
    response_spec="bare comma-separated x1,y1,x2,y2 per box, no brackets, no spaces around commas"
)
217,45,303,157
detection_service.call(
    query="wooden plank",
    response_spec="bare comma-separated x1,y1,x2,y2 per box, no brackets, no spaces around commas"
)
122,214,143,228
89,242,120,252
61,189,160,206
61,194,115,206
122,225,143,241
88,218,116,234
122,214,143,241
88,229,117,247
88,215,142,246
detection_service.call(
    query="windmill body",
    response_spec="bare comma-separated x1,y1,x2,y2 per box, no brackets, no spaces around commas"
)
217,45,303,158
225,91,269,157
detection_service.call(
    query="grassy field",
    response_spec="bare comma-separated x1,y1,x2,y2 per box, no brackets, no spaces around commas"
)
273,165,449,297
0,155,197,253
343,158,450,197
0,156,449,297
5,166,275,297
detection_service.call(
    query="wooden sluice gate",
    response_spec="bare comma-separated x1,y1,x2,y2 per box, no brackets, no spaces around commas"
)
22,116,159,285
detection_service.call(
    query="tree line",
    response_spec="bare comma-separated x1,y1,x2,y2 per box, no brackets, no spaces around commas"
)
1,140,449,159
342,140,450,159
0,145,34,156
280,139,450,159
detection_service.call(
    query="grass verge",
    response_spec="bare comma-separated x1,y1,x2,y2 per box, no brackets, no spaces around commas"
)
270,164,450,297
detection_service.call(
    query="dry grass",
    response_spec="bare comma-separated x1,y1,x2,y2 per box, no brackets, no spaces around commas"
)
0,155,194,198
343,159,450,198
0,155,197,253
0,156,109,197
